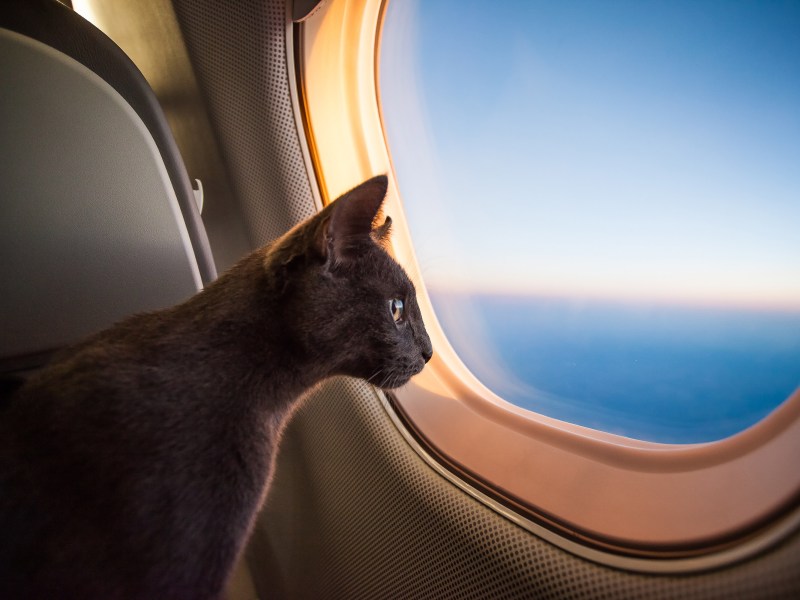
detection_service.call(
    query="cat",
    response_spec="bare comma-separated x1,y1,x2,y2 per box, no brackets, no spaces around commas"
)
0,175,432,600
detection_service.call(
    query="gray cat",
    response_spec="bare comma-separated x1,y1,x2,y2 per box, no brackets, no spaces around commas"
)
0,175,432,599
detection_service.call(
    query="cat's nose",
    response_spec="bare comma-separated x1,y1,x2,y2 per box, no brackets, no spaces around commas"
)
421,347,433,364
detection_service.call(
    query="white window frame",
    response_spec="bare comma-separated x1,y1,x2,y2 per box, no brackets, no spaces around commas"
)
291,0,800,573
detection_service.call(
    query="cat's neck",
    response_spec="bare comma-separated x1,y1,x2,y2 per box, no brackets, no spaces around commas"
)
151,249,327,411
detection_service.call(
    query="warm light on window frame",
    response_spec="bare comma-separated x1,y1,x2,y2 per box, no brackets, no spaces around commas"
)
291,0,800,572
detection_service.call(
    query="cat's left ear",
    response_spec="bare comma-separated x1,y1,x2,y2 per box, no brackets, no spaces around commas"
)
372,215,392,245
323,175,388,262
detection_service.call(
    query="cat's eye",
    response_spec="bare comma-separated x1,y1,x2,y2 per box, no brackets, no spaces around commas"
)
389,298,405,323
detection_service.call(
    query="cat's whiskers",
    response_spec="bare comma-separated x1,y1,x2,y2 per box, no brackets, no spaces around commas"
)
365,368,386,386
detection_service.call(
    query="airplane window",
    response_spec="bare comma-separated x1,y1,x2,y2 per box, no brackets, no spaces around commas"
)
380,0,800,443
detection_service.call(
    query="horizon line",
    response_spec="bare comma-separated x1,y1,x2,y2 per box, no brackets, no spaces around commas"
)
422,281,800,313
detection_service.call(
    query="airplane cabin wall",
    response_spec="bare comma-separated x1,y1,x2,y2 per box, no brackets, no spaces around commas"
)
63,0,800,597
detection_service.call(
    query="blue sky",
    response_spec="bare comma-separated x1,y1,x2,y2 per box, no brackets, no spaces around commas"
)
381,0,800,309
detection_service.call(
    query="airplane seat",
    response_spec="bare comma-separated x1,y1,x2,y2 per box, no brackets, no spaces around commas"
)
0,0,216,380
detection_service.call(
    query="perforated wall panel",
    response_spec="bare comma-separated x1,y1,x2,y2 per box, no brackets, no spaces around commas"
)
171,0,316,248
249,377,800,600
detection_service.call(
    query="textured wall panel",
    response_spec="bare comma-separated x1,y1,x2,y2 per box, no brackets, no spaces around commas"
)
172,0,316,248
250,377,800,599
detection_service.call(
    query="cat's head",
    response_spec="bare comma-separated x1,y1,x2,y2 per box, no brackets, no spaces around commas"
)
273,175,432,389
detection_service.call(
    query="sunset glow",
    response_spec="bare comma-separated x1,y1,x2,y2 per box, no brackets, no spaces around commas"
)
381,0,800,311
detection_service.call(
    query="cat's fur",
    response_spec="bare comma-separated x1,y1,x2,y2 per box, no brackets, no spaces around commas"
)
0,176,432,599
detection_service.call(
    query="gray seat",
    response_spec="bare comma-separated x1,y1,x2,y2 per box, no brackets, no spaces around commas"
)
0,0,216,374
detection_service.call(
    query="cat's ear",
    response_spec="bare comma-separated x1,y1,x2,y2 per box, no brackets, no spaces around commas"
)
372,215,392,246
322,175,388,262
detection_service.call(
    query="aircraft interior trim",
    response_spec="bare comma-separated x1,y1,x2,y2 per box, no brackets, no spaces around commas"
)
294,0,800,570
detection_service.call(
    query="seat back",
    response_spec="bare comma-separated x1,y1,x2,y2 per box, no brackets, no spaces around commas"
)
0,0,215,371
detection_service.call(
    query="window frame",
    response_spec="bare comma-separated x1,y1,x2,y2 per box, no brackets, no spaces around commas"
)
292,0,800,572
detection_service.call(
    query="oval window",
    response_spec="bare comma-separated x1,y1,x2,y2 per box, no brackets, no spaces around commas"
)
380,0,800,443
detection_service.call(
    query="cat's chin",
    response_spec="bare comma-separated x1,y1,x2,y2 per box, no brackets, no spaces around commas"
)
376,379,410,391
370,368,421,391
